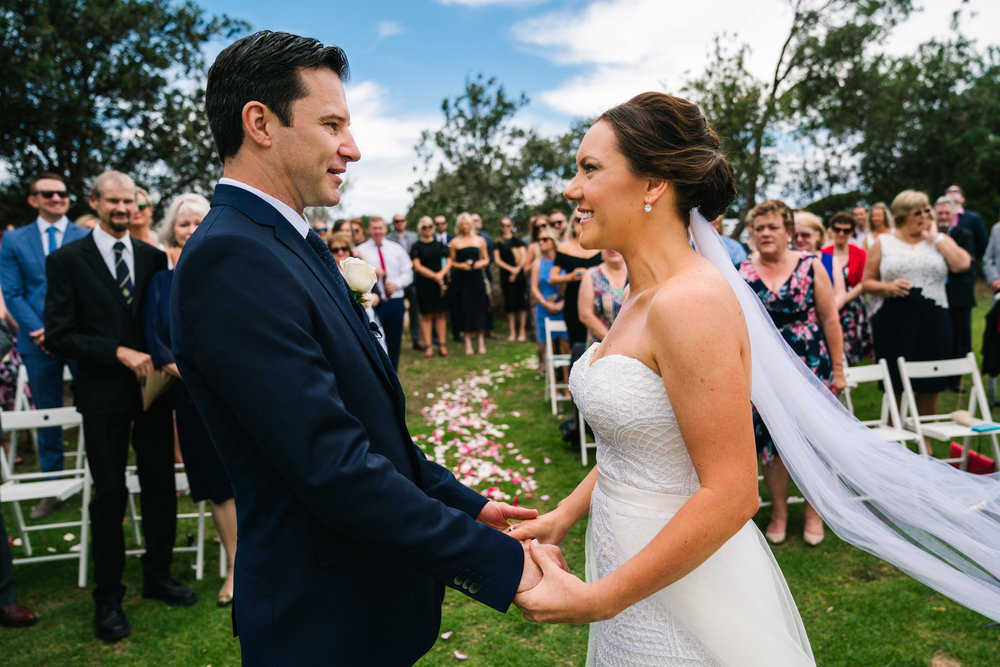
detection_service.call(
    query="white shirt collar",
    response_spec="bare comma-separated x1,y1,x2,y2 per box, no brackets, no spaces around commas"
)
92,224,132,255
36,216,69,232
219,177,310,239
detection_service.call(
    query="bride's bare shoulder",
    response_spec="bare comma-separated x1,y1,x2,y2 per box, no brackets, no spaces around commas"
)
648,261,746,333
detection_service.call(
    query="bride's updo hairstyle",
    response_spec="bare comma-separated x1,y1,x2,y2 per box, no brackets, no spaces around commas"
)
598,92,736,221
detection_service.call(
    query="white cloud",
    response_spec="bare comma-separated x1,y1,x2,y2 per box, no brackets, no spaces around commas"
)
332,80,438,218
511,0,792,117
376,21,406,40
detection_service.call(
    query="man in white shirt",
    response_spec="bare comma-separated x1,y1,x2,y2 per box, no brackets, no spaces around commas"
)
389,214,424,350
0,173,89,518
357,216,413,368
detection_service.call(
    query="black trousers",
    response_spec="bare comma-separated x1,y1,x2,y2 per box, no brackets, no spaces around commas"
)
950,305,972,359
83,399,176,604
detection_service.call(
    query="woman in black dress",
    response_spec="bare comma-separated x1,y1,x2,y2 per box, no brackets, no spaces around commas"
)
449,212,490,355
494,216,528,341
550,217,602,345
410,217,451,358
145,193,236,607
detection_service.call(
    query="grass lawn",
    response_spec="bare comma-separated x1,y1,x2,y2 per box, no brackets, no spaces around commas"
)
3,311,1000,665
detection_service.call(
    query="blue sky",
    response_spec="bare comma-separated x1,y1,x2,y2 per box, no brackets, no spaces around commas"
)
196,0,1000,218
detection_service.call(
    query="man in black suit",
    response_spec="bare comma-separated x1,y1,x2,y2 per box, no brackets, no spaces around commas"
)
44,170,196,643
937,196,976,384
946,185,988,268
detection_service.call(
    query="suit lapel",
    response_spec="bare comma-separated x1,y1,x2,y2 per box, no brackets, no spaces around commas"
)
80,235,131,312
25,224,45,267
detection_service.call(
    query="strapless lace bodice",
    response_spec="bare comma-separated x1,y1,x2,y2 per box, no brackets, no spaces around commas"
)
570,345,701,496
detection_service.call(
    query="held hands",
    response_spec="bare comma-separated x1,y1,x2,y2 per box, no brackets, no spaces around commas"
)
506,508,573,546
516,539,570,593
476,500,538,532
515,540,607,624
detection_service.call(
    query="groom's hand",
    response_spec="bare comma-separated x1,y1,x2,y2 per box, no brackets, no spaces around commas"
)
515,540,604,624
476,500,538,532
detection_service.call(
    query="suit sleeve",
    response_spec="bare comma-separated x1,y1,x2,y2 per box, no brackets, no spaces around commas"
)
0,239,44,333
43,251,120,365
984,223,1000,285
174,234,523,611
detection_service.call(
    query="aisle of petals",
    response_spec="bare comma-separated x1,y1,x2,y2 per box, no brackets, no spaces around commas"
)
412,360,548,504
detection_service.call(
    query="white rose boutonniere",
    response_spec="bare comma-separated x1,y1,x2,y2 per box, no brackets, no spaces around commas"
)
339,257,378,307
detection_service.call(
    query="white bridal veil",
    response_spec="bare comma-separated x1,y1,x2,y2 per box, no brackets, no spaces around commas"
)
689,209,1000,624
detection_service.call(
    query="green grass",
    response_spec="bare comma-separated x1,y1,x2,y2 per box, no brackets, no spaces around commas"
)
4,315,1000,665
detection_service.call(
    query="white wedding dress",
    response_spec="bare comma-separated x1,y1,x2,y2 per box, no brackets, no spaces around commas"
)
571,345,815,666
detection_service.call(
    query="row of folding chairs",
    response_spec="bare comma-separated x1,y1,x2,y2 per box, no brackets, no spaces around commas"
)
1,404,221,587
844,353,1000,470
541,319,598,465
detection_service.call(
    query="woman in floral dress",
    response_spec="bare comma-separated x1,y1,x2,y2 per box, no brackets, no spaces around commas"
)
740,199,845,547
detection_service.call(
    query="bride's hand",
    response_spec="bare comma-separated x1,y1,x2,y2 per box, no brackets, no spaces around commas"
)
506,507,574,545
515,540,613,624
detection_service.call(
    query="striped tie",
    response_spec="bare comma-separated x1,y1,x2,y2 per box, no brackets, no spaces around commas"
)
113,241,133,306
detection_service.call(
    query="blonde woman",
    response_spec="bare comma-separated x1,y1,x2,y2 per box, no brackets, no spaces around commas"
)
448,212,489,354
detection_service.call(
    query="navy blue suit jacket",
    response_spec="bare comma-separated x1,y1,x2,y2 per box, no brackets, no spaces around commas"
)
956,209,987,263
170,185,522,665
0,220,89,355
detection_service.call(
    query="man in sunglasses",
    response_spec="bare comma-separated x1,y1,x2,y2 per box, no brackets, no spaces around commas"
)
0,173,89,518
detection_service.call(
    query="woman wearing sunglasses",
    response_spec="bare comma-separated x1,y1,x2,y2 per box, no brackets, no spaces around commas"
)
409,217,451,358
132,187,163,248
822,211,872,364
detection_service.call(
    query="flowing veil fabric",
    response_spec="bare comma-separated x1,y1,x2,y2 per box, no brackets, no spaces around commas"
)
689,210,1000,623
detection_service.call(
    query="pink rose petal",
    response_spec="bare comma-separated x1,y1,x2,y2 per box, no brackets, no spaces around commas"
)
440,631,453,639
453,650,468,660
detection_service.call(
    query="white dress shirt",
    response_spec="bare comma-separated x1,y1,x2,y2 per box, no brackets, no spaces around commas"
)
37,216,70,255
219,177,310,238
92,224,135,280
356,238,413,299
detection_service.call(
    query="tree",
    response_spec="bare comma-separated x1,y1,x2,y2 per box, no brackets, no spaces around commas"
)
0,0,247,223
408,74,582,233
683,0,914,232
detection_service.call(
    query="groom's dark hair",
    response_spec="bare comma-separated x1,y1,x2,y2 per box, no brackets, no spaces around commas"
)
206,30,350,161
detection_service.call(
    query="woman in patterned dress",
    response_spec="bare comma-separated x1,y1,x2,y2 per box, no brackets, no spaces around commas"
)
740,199,845,546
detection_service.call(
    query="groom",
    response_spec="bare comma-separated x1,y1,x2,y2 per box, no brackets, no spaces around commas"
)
171,31,549,665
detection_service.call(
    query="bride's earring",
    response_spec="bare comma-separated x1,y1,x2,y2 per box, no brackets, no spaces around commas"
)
643,202,652,213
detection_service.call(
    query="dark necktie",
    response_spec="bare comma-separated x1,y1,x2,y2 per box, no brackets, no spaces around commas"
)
113,241,133,306
46,225,59,255
305,230,342,280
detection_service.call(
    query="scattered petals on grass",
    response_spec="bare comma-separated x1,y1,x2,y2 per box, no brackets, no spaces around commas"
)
440,631,453,639
63,533,75,542
414,361,539,501
453,650,468,660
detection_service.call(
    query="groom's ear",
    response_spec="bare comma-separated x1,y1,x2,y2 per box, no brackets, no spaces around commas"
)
241,100,275,149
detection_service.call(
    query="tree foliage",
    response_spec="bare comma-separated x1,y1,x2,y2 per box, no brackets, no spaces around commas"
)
408,74,583,233
0,0,246,223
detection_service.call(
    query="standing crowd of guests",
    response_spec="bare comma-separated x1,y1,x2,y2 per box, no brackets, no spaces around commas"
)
0,168,994,639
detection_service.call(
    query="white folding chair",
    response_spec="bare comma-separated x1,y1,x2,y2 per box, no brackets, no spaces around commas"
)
897,353,1000,470
0,407,91,587
544,318,573,415
125,464,208,580
578,410,596,466
10,363,79,468
843,359,922,450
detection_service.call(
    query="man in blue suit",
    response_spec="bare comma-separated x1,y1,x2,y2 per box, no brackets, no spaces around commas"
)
171,31,554,665
0,173,89,518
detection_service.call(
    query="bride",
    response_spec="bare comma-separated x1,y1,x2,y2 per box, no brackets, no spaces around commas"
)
510,92,814,665
510,91,1000,665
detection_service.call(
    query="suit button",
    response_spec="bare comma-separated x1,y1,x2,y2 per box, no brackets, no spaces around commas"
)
461,580,471,590
469,583,480,594
453,576,464,586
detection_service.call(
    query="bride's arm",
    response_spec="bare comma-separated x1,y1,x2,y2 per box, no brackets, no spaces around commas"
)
507,467,597,545
516,276,759,623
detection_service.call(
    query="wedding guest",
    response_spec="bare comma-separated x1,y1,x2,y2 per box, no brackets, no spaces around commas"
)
852,204,869,248
0,492,38,627
710,214,747,267
792,211,835,280
494,216,528,341
75,213,98,230
548,209,569,241
45,171,194,643
356,216,412,368
863,201,893,252
449,212,490,355
433,214,452,246
523,215,550,342
863,190,970,437
144,192,237,608
390,214,424,351
349,218,366,246
578,248,627,343
945,184,987,266
330,218,349,234
740,199,845,546
131,187,162,248
822,212,872,364
983,220,1000,294
935,196,976,372
550,217,602,346
310,219,330,240
0,172,88,518
531,229,568,377
410,217,450,358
